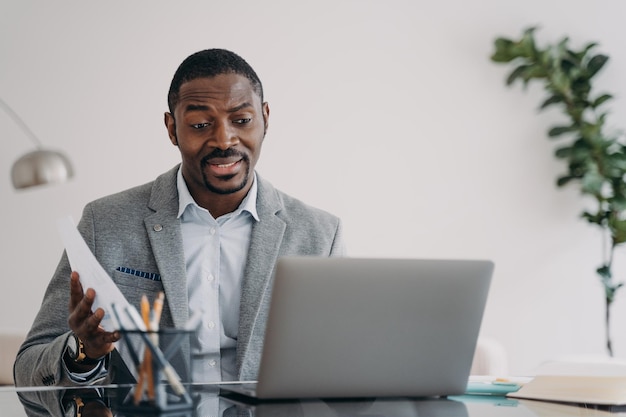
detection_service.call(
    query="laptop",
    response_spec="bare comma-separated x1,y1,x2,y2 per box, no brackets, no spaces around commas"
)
222,256,494,400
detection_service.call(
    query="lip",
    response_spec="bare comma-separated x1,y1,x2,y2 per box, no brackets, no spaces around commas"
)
206,158,243,176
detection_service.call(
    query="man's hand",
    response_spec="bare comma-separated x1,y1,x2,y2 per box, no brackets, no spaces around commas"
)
68,271,120,361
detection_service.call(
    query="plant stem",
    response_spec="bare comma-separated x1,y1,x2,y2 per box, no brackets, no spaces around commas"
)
605,239,616,357
606,295,613,357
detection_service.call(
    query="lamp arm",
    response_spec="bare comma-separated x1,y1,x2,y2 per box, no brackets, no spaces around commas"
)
0,96,43,149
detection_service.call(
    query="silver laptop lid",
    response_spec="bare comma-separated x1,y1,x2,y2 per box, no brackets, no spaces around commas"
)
256,257,494,399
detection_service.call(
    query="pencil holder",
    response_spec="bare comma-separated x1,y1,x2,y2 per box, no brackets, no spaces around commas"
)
116,328,195,414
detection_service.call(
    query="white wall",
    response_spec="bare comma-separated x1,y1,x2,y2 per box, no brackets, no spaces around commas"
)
2,0,626,375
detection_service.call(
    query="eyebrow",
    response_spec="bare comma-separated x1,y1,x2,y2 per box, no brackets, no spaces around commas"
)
183,102,254,114
184,104,210,112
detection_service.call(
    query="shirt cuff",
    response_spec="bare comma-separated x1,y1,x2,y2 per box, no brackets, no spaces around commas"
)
62,355,108,383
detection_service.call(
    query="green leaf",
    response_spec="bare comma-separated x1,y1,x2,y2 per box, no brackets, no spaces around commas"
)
491,38,516,62
596,264,612,280
551,71,571,92
609,196,626,211
548,125,577,137
556,36,570,54
554,146,571,159
574,42,598,60
540,95,564,109
571,78,592,97
557,175,576,187
539,49,552,66
582,210,606,224
606,285,621,304
609,216,626,243
568,158,587,174
494,37,514,51
491,52,512,63
506,65,531,85
581,171,605,195
522,26,538,37
519,28,538,58
602,153,626,178
554,144,592,164
560,56,578,74
522,65,548,81
587,54,609,78
571,137,593,152
580,123,601,140
592,94,613,108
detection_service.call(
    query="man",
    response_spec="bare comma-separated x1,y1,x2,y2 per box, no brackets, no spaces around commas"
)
14,49,345,387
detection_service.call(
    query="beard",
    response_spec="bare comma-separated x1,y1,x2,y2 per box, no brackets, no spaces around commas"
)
200,148,251,195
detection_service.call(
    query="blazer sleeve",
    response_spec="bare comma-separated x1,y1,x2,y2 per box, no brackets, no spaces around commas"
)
13,206,109,388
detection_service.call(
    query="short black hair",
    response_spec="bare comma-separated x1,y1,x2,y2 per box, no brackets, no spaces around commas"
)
167,48,264,113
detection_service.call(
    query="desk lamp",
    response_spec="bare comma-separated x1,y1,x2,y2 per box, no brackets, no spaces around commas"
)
1,96,74,190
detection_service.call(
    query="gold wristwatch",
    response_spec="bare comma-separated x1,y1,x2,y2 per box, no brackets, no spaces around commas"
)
67,334,103,365
68,396,84,417
63,393,108,417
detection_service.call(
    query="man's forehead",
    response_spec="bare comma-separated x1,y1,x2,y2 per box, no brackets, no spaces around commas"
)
177,74,257,103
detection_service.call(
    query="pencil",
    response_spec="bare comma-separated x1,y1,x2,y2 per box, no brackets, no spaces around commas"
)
152,292,164,330
134,295,151,404
140,295,150,327
147,292,164,400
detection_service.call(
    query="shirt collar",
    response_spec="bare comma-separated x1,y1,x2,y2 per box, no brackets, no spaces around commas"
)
176,167,259,221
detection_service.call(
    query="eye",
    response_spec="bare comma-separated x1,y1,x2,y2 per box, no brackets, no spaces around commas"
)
233,118,252,125
191,122,210,129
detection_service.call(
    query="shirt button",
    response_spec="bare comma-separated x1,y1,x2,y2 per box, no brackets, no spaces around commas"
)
207,274,215,282
209,360,217,367
153,224,163,232
209,228,216,235
207,321,215,329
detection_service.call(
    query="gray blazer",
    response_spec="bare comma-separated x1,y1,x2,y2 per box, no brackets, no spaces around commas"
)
14,165,345,387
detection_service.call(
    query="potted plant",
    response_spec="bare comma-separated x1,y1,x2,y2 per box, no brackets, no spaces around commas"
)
490,27,626,356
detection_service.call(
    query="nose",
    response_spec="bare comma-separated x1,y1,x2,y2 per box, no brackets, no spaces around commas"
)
212,120,239,150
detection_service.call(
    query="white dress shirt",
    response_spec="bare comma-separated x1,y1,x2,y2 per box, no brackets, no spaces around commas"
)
177,168,259,382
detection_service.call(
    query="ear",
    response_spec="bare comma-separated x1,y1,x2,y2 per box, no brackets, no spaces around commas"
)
262,102,270,136
164,112,178,146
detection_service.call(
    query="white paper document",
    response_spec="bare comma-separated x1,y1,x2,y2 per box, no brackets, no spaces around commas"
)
57,216,145,332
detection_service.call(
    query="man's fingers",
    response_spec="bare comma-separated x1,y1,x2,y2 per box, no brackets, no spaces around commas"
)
73,289,96,317
84,308,105,332
69,271,85,310
95,330,121,346
67,272,117,358
68,288,98,334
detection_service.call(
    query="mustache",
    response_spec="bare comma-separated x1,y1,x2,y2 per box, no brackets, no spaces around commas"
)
201,148,248,164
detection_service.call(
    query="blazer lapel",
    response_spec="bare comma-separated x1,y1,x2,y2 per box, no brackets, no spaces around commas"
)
141,166,193,380
236,176,286,377
145,166,189,329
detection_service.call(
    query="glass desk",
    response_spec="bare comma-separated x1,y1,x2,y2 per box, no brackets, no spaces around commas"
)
0,383,624,417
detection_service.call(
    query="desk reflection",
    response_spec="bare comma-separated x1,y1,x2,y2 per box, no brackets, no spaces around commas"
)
16,385,469,417
18,386,112,417
222,396,469,417
10,385,621,417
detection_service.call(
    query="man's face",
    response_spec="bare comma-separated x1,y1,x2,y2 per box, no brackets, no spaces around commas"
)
165,73,269,201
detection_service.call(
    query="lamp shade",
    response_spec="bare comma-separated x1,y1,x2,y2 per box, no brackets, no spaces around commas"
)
11,149,74,189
